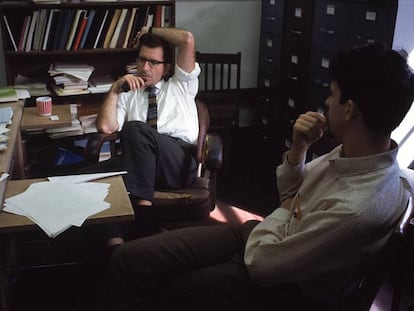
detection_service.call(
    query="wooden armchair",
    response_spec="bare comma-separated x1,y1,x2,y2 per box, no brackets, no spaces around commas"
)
81,99,223,224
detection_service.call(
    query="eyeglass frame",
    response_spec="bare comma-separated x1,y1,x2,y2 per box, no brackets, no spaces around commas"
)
136,56,166,67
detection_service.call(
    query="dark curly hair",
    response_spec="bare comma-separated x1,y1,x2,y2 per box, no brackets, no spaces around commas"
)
329,42,414,134
137,33,173,65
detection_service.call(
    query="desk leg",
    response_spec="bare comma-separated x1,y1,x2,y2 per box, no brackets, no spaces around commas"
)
13,132,25,179
0,235,16,311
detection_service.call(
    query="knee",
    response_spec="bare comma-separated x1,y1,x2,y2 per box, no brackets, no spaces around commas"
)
121,121,155,147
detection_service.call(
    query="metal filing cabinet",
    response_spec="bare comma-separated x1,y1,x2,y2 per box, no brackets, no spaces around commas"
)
307,0,398,158
257,0,286,154
257,0,398,160
279,0,314,151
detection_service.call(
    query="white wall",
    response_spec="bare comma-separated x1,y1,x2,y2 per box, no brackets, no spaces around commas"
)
176,0,261,88
391,0,414,168
0,0,262,88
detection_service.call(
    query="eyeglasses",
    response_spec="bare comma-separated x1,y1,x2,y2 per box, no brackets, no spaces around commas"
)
137,57,165,68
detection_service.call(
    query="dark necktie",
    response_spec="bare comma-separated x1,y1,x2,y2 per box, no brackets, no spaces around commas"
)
146,86,157,129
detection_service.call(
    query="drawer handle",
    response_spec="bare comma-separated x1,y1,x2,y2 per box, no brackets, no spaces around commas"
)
266,16,276,21
315,79,329,88
290,30,302,35
288,75,298,81
319,27,335,35
357,35,375,44
265,57,273,63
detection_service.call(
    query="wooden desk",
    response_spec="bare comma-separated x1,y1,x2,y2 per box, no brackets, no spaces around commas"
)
0,175,134,233
0,101,24,205
20,104,73,130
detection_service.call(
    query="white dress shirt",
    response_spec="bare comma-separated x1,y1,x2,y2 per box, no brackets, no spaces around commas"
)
116,63,201,144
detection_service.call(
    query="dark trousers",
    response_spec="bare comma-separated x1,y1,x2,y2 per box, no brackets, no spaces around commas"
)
121,121,197,202
96,221,311,311
81,121,198,239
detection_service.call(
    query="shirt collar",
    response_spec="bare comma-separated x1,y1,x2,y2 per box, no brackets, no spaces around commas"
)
328,140,399,175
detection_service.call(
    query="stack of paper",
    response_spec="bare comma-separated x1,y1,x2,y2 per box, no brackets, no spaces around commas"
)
13,74,50,97
88,75,114,94
4,172,127,237
0,86,18,103
49,62,94,96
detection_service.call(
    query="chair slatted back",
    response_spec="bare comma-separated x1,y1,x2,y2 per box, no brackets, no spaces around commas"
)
196,52,241,91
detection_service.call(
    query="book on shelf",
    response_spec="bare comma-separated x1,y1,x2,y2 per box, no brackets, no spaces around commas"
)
88,75,114,93
95,9,112,49
42,9,55,50
0,86,18,103
25,10,39,52
78,9,96,50
103,8,121,49
86,9,108,49
2,16,18,51
50,9,63,50
109,8,128,49
162,5,172,28
72,11,89,51
65,9,86,50
122,7,137,48
32,9,48,51
57,9,74,50
18,15,31,51
51,84,90,97
153,5,162,27
13,75,50,97
49,62,95,82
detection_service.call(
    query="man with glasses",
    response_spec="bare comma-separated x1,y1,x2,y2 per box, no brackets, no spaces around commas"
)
96,27,200,246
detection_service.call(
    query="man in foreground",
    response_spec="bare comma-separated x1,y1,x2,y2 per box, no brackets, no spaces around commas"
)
97,43,414,310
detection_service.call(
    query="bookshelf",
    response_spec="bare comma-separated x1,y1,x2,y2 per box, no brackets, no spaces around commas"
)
0,0,175,105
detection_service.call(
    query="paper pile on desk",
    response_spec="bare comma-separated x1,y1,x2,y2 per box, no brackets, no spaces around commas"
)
3,173,128,237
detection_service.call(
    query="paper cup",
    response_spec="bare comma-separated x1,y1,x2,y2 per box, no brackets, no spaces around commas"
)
36,96,52,116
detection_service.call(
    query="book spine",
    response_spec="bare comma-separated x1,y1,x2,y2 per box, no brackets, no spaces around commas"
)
65,9,83,51
103,8,121,49
25,10,39,52
18,16,30,52
79,9,96,50
72,14,88,51
93,9,109,49
57,10,74,50
2,16,17,51
109,8,128,49
123,7,137,49
42,9,54,51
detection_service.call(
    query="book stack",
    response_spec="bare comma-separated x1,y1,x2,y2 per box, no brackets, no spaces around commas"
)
5,4,172,52
48,62,94,96
13,74,50,97
88,75,114,94
0,86,18,103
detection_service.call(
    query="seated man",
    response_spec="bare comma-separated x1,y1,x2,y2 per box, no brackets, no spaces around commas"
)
96,43,414,310
96,26,200,244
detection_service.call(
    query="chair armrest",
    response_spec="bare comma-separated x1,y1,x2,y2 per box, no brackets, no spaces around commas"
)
84,132,120,163
204,134,223,171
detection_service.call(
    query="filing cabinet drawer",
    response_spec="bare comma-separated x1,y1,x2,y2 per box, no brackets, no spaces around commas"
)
259,48,281,78
281,45,309,77
261,0,285,36
258,72,278,90
284,0,313,43
308,77,330,112
260,34,283,62
312,0,351,51
348,2,397,46
308,47,337,83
